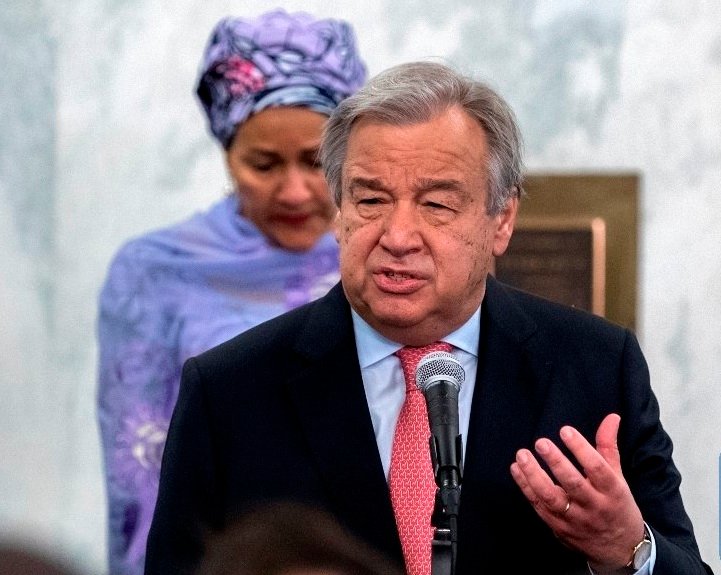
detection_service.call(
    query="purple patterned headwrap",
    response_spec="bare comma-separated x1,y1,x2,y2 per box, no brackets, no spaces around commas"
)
196,9,367,148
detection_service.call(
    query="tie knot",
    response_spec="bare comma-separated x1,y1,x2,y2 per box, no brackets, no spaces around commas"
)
395,342,453,392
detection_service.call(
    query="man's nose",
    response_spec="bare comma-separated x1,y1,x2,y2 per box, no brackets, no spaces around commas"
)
379,201,423,255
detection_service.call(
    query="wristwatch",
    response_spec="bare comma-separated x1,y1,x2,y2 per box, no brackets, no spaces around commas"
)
626,526,652,571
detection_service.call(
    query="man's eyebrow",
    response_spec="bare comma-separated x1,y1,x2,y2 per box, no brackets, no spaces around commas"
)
348,176,387,191
348,177,464,192
416,178,463,192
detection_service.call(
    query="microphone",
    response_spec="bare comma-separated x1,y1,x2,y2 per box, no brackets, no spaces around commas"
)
415,350,465,489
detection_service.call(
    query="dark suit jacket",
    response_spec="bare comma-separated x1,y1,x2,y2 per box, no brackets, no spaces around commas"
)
145,277,712,575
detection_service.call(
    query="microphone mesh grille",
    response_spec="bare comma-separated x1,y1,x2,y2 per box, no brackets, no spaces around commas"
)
415,351,465,391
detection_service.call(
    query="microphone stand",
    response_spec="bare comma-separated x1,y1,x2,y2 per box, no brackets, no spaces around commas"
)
415,351,466,575
429,434,463,575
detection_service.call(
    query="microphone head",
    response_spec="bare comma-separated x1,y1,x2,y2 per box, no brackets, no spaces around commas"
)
415,350,465,393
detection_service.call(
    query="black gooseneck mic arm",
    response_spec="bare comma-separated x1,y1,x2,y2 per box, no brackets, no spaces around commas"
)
415,351,465,575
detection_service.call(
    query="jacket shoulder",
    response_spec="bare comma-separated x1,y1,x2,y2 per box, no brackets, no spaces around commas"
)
488,278,633,351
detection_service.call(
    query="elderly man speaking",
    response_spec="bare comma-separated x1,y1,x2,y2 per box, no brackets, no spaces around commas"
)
145,62,712,575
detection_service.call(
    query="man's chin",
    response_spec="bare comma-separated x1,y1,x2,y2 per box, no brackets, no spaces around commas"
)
364,306,428,333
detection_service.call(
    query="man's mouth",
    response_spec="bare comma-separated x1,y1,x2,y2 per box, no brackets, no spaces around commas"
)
384,271,417,280
373,269,426,294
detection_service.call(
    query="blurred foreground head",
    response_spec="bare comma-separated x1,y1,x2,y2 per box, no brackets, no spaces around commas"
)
197,502,403,575
0,544,80,575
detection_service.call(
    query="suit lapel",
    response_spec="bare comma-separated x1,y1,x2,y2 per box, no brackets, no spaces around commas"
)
455,277,558,569
463,276,555,494
283,284,403,562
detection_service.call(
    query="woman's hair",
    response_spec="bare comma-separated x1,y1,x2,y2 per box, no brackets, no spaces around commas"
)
197,501,403,575
320,61,524,215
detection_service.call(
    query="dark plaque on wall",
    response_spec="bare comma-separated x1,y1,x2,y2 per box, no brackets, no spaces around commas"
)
494,217,606,316
493,173,639,329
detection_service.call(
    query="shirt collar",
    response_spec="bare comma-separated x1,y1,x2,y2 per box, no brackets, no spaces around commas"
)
351,306,481,369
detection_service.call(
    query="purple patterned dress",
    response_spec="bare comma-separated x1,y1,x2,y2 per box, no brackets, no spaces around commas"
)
96,194,339,575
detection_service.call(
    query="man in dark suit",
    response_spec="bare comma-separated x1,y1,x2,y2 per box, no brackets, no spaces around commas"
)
145,61,712,575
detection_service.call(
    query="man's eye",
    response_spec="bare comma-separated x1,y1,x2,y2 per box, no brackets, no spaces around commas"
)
251,162,275,172
426,202,450,210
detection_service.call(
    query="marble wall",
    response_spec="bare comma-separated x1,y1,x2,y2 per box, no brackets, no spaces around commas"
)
1,0,719,573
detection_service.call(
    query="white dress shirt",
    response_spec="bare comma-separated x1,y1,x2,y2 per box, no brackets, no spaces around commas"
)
350,307,480,479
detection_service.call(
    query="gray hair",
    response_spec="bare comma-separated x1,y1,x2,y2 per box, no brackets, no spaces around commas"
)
320,61,524,215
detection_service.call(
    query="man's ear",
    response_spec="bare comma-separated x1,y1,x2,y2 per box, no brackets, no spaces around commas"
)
491,196,519,257
333,211,341,243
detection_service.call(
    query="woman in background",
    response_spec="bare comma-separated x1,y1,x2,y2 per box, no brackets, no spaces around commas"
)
96,10,366,575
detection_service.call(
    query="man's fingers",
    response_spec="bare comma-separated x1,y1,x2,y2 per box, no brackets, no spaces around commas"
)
595,413,622,474
558,424,617,491
533,437,587,501
512,449,570,515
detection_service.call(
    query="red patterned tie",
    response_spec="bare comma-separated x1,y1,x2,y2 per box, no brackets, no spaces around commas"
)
390,342,453,575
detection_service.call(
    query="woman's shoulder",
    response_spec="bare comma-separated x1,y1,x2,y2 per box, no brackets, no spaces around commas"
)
100,214,203,306
104,198,232,273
